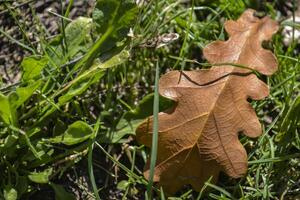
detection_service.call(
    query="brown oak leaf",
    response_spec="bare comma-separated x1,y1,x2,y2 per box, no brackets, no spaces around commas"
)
136,9,279,194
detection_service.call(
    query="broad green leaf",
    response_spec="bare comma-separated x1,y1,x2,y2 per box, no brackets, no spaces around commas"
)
95,50,130,69
3,187,17,200
48,121,93,145
124,93,174,120
48,17,93,67
107,93,174,143
93,0,138,53
21,56,48,82
9,80,41,109
58,70,104,105
58,50,130,143
0,82,40,126
50,183,76,200
102,119,143,143
53,119,67,136
117,180,130,191
28,168,53,184
35,6,132,124
65,17,93,58
36,50,130,125
0,93,15,125
60,50,129,103
67,0,137,72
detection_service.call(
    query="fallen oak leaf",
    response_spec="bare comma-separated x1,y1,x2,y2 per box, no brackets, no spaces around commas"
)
136,9,279,194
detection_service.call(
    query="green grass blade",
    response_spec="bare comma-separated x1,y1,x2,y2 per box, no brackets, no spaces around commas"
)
88,117,101,200
0,28,35,53
146,60,160,197
205,182,237,200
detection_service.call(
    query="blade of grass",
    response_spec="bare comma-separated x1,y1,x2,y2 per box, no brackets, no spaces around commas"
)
159,6,218,29
174,0,195,70
196,176,213,200
146,60,160,198
160,187,166,200
0,28,35,53
88,117,101,200
205,182,237,200
47,9,72,22
0,0,35,15
248,153,300,165
95,142,148,186
3,2,36,53
64,0,74,18
59,0,68,58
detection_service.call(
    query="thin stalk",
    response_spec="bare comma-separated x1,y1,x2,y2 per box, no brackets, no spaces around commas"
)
88,117,101,200
3,2,36,53
0,28,35,53
173,0,195,70
146,60,160,198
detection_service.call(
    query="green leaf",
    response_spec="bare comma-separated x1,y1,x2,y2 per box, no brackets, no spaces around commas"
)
58,50,129,105
117,180,130,191
107,93,174,143
21,56,48,82
0,81,40,126
95,50,130,69
3,187,17,200
36,50,130,125
28,168,53,184
65,17,93,58
58,70,104,105
50,183,76,200
53,119,67,136
125,93,174,120
93,0,138,53
102,119,142,143
48,121,93,145
9,81,41,109
0,93,15,125
47,17,93,67
67,0,137,72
